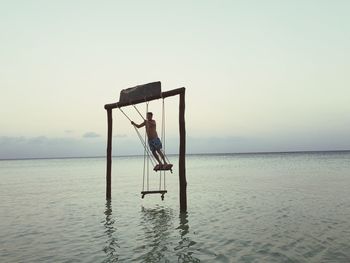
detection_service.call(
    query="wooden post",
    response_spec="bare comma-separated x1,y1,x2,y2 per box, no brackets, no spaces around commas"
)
179,89,187,212
106,109,112,199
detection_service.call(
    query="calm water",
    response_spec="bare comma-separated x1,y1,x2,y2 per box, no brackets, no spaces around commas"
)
1,152,350,262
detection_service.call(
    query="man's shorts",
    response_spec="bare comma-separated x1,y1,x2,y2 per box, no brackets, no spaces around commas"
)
148,137,162,152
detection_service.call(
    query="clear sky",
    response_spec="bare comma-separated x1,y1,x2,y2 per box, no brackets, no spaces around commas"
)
1,0,350,159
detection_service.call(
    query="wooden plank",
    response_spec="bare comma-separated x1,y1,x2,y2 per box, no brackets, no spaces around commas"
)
119,81,161,104
141,190,167,194
153,163,173,172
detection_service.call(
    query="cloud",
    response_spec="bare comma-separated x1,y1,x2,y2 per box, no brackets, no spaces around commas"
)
28,136,48,144
83,132,101,138
64,130,74,134
0,136,105,159
0,136,26,144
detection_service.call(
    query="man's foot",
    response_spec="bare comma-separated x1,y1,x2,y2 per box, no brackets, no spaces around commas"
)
164,163,172,169
154,163,162,171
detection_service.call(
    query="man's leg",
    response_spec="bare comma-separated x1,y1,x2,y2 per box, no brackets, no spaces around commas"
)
157,149,167,164
152,150,162,165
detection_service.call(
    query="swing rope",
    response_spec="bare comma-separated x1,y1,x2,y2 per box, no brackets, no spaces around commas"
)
133,104,145,121
142,102,148,192
160,98,166,191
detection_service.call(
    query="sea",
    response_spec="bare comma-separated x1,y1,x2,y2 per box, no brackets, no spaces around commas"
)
1,151,350,263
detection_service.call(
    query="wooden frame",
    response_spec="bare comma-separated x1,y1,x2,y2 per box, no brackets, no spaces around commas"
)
104,87,187,212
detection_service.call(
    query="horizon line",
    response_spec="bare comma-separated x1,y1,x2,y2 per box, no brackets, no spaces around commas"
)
1,149,350,161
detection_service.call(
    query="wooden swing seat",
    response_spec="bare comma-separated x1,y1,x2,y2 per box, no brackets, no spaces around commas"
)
141,190,167,200
153,163,173,172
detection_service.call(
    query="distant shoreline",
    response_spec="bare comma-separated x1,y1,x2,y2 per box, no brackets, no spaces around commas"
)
1,149,350,161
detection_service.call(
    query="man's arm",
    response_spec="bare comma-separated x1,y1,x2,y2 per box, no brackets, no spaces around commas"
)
131,120,146,128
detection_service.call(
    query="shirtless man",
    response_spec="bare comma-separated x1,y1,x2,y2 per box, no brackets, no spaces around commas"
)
131,112,167,166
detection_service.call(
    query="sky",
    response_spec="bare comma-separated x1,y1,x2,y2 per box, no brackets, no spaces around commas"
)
1,0,350,159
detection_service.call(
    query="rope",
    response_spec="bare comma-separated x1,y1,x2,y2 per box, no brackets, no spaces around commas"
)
162,98,166,190
142,103,148,192
147,145,150,191
118,107,132,122
159,98,164,190
133,104,146,121
145,102,149,191
118,107,156,166
161,98,171,164
159,98,168,191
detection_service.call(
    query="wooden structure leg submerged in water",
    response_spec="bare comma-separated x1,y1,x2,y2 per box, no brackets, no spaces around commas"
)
104,84,187,212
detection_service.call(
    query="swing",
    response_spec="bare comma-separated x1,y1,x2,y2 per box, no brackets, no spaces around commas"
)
154,163,173,171
118,97,172,200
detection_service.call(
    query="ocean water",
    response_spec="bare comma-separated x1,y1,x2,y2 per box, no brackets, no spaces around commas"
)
1,152,350,262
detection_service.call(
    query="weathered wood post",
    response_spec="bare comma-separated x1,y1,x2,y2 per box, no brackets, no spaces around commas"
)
106,108,112,199
179,89,187,212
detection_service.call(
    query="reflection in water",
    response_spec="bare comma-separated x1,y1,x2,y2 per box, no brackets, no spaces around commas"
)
175,212,200,263
138,206,174,262
102,200,119,262
138,206,200,262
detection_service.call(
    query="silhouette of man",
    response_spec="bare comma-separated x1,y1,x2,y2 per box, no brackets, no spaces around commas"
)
131,112,167,166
